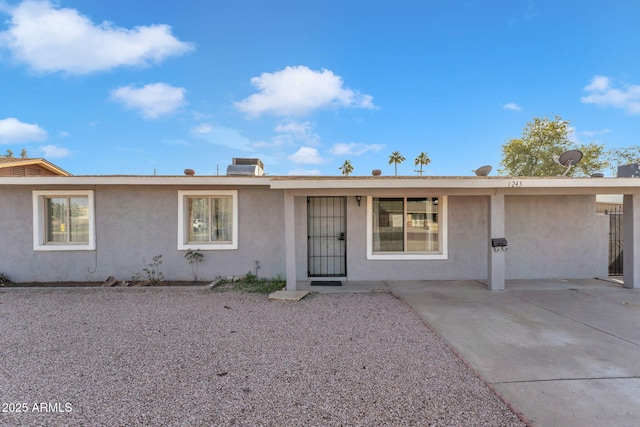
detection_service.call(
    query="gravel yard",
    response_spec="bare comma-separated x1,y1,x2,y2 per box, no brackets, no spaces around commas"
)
0,288,525,426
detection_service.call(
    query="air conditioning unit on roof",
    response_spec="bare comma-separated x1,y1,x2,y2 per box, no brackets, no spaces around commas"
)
617,163,640,178
226,158,264,176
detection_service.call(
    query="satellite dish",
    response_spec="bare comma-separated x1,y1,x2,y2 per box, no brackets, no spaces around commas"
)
553,149,583,176
474,165,492,176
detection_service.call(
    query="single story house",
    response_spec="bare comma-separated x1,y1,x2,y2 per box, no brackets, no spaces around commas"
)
1,166,640,290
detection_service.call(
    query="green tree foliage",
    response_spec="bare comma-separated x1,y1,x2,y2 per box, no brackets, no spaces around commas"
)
20,148,28,158
4,149,14,158
388,151,405,176
414,152,431,176
608,145,640,173
339,159,354,176
499,116,608,177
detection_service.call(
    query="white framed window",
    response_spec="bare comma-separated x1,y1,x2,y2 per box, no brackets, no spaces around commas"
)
178,190,238,250
366,196,447,260
32,190,95,251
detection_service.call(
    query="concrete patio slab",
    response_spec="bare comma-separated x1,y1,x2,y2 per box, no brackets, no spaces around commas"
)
388,278,640,427
268,290,309,301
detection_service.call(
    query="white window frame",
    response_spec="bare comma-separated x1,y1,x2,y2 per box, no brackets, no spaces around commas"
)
32,190,96,251
366,195,448,260
178,190,238,251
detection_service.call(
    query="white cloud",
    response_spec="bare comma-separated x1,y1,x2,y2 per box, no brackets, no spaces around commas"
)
274,120,320,145
0,0,193,74
39,144,70,158
288,146,325,164
288,168,322,176
581,128,611,138
235,65,376,117
111,83,187,119
502,102,522,111
581,75,640,114
190,123,213,134
0,117,47,143
585,75,610,92
275,120,312,134
329,142,384,156
252,135,291,149
190,125,253,152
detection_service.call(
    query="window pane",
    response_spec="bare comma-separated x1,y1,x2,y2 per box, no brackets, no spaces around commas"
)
427,197,439,252
69,197,89,243
189,197,210,242
372,198,404,252
211,197,232,242
407,198,428,252
47,198,68,243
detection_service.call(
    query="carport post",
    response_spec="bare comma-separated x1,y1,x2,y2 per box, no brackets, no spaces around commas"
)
284,191,297,291
488,192,506,290
623,192,640,289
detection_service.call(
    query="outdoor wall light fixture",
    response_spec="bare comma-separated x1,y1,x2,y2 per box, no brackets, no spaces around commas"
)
356,196,362,206
491,238,508,252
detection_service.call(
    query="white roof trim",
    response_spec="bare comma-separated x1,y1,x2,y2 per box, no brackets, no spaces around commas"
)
0,176,271,186
2,175,640,192
269,177,640,190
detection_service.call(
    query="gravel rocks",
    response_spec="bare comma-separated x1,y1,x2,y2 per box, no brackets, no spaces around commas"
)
0,289,525,426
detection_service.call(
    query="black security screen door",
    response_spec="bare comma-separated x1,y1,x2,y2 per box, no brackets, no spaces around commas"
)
307,197,347,277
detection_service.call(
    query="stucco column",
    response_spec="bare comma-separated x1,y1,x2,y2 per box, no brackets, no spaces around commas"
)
284,191,297,290
488,192,506,290
623,193,640,289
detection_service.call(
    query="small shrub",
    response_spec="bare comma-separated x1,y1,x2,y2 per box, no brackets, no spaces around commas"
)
0,272,12,286
185,250,204,281
132,255,165,285
210,272,285,294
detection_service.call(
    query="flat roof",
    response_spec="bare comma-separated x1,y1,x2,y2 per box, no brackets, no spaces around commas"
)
1,174,640,194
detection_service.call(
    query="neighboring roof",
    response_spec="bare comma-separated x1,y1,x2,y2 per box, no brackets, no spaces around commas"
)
0,158,72,176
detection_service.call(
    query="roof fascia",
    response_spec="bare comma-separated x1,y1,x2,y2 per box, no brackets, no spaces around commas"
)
0,176,272,186
270,177,640,191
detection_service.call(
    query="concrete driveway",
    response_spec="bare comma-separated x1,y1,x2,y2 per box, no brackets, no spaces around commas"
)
388,279,640,427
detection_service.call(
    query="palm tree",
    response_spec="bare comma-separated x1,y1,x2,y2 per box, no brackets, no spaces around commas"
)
339,160,354,176
388,151,405,176
414,152,431,176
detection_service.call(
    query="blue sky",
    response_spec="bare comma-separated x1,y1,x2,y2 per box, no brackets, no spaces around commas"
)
1,0,639,176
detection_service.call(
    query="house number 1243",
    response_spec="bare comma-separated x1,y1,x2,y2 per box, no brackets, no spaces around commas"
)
509,180,523,188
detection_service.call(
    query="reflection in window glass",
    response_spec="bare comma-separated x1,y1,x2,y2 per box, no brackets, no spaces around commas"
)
188,196,233,243
372,198,404,252
372,197,439,253
46,197,89,244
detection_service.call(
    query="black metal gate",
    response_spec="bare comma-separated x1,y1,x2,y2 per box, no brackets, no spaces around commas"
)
307,197,346,277
607,207,623,276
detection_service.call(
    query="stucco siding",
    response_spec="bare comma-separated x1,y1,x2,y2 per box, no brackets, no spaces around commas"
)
0,183,614,284
292,195,488,281
505,195,599,279
0,186,97,282
0,185,285,283
347,196,488,281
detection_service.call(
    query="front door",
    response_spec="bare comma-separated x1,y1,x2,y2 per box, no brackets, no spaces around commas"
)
307,197,347,277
